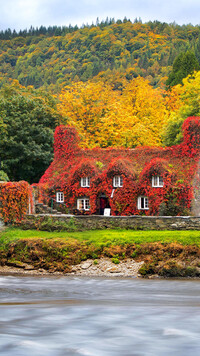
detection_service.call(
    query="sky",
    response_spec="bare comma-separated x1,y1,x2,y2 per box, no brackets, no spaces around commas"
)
1,0,200,31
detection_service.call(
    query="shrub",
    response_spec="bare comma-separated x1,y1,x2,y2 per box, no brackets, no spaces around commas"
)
112,257,120,264
139,263,157,276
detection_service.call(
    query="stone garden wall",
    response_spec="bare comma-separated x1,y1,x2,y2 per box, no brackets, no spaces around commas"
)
26,214,200,230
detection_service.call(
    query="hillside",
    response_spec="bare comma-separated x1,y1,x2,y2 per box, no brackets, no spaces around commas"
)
1,19,200,90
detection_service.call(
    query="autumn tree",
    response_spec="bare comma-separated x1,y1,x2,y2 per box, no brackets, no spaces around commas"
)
163,71,200,145
58,81,120,147
58,77,169,148
119,77,169,147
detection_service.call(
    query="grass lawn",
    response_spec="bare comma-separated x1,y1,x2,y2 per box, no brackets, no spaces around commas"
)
1,228,200,247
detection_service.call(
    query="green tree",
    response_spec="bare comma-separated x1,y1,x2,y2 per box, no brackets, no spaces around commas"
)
166,51,199,89
0,83,60,183
162,117,184,146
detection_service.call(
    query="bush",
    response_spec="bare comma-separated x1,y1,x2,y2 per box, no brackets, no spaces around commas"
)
112,257,120,264
139,263,157,276
159,261,200,277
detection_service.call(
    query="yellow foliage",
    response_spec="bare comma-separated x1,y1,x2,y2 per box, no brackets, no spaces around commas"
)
167,70,200,121
57,77,170,148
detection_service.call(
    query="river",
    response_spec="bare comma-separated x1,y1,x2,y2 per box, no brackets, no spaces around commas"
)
0,276,200,355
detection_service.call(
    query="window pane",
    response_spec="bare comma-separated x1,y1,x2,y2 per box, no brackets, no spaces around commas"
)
159,176,163,186
82,177,86,186
79,199,84,209
145,197,149,208
152,176,157,186
141,197,144,209
85,199,90,210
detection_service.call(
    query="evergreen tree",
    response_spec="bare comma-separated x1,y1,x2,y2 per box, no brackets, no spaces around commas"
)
166,51,199,89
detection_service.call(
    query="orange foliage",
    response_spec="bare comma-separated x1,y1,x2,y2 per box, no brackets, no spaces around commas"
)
0,181,31,223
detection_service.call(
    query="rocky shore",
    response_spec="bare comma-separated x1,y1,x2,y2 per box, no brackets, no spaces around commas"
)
0,258,144,277
71,258,144,277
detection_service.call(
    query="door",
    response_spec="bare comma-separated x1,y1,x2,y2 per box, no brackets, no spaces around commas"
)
99,196,110,215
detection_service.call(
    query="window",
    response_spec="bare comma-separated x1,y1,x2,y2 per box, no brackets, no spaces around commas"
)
56,192,64,203
137,196,149,210
81,177,90,187
113,175,123,187
152,176,164,187
77,198,90,210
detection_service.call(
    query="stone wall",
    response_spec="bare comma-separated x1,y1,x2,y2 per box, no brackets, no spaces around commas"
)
26,214,200,230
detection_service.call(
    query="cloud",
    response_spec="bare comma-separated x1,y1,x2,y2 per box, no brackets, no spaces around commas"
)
0,0,200,31
0,0,41,29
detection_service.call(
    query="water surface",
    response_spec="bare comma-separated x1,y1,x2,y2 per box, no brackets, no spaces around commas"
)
0,276,200,355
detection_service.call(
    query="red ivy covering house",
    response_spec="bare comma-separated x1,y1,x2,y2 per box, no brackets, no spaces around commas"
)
39,116,200,216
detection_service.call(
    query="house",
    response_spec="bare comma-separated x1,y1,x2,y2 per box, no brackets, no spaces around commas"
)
39,116,200,216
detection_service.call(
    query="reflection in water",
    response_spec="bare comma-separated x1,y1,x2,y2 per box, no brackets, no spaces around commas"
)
0,276,200,355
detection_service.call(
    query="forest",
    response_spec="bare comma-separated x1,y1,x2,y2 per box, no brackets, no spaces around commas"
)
1,19,200,183
1,19,200,89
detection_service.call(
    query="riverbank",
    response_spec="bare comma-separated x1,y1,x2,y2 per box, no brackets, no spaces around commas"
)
0,258,144,278
1,227,200,278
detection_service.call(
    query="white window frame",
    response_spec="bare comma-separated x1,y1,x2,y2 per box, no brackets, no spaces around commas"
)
77,198,90,211
113,175,123,187
81,177,90,187
56,192,64,203
137,196,149,210
152,176,164,187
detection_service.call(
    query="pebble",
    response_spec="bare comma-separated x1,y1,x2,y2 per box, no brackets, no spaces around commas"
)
106,267,120,273
81,261,92,270
148,274,160,279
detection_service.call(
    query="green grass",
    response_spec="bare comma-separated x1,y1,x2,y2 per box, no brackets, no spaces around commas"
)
1,228,200,247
